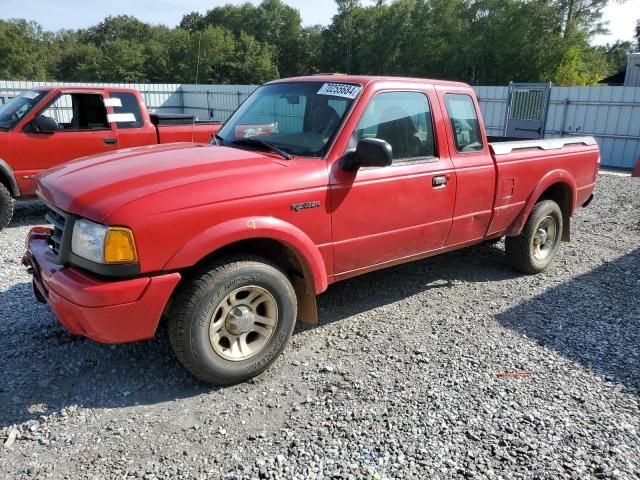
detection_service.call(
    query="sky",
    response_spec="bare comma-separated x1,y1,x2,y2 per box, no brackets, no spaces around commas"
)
2,0,638,47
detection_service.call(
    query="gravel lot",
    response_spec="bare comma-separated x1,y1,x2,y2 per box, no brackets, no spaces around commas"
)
0,174,638,480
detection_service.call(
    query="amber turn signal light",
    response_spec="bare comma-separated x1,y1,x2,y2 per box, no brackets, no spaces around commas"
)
104,227,138,264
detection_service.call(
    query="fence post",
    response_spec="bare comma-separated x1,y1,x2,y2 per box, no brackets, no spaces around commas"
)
237,91,242,108
559,98,569,137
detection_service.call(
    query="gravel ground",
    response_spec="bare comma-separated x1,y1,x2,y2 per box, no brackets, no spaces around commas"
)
0,174,638,480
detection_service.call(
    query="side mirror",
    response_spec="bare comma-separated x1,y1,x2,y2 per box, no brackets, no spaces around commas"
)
341,138,393,171
32,115,58,134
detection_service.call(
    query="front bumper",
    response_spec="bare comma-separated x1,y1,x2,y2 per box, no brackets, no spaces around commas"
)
24,227,181,344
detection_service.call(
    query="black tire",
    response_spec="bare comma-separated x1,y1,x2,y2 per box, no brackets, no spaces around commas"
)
505,200,563,274
0,183,14,231
168,255,297,385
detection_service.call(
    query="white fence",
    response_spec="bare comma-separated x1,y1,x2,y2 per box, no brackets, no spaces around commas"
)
0,81,257,123
2,80,639,169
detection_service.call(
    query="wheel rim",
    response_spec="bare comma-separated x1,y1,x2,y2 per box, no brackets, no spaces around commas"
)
531,215,557,261
208,285,278,362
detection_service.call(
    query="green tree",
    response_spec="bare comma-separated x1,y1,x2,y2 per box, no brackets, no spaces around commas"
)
603,40,633,73
182,0,302,77
51,32,103,81
84,15,154,47
0,19,51,80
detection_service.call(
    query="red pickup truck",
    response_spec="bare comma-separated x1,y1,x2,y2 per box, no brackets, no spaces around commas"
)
24,75,599,384
0,86,221,229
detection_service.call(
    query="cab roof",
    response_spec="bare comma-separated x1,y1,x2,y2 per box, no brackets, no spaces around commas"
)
31,86,138,93
268,74,470,88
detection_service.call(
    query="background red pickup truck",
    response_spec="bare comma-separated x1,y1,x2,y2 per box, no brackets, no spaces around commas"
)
0,86,222,229
25,75,599,385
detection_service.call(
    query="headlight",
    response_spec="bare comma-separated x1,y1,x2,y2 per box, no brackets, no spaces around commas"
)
71,219,138,264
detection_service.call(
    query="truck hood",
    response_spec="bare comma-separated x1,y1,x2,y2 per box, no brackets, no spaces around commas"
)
37,143,288,222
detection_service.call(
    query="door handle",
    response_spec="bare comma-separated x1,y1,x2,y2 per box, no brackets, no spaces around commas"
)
432,175,449,187
104,138,118,145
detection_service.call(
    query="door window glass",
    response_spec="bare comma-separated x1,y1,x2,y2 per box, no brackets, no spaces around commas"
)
40,94,108,131
351,91,436,161
444,94,484,152
108,92,143,129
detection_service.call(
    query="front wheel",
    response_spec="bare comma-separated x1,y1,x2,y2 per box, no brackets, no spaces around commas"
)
168,255,297,385
0,183,14,231
505,200,563,274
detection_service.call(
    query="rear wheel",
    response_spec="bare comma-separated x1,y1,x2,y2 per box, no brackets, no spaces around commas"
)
505,200,563,274
168,255,297,385
0,183,14,231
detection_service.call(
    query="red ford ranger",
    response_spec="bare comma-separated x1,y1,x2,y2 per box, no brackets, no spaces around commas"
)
24,76,599,384
0,86,221,229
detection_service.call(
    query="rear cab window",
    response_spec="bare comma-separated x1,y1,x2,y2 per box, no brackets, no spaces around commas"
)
444,94,484,153
107,92,143,129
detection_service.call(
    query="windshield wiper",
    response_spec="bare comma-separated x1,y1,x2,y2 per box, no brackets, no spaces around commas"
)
213,133,225,146
231,138,292,160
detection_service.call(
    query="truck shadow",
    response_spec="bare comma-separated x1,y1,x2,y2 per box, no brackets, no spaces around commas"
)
0,242,515,429
495,248,639,395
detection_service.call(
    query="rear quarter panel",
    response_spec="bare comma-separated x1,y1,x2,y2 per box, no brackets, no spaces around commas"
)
487,144,599,236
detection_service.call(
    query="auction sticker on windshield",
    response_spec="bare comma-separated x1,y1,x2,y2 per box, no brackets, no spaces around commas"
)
317,83,362,99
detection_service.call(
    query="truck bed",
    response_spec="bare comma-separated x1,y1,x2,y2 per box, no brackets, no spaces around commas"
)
485,135,600,238
487,136,597,155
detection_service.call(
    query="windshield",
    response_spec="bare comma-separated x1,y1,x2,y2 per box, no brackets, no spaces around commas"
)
216,81,362,157
0,90,47,130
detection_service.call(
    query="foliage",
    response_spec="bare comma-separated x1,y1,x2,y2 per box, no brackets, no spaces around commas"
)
0,1,629,86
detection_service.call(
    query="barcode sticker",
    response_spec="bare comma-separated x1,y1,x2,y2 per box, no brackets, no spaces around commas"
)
317,83,362,99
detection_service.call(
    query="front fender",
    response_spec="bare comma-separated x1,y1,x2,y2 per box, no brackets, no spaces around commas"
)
162,216,328,294
506,169,577,237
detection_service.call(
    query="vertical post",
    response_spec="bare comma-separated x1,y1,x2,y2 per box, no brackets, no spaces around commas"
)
237,91,242,108
559,98,569,137
180,87,185,115
503,81,514,137
540,82,552,139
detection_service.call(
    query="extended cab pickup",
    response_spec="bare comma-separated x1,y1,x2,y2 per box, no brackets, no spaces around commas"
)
0,86,222,229
24,76,599,384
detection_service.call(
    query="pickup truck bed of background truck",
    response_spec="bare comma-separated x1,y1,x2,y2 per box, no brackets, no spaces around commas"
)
0,86,222,229
24,75,599,385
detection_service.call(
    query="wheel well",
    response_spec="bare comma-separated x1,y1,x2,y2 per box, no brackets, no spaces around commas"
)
0,170,17,197
198,238,319,296
537,182,572,241
201,238,309,286
179,238,319,325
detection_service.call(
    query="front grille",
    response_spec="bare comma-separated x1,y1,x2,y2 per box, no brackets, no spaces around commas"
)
44,208,67,256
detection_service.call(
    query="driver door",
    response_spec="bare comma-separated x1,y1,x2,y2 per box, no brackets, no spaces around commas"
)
329,89,456,277
9,91,118,195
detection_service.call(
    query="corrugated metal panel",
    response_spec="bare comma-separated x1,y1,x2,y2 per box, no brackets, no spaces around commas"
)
545,86,640,169
475,86,509,136
624,53,640,87
1,80,637,168
475,85,639,169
